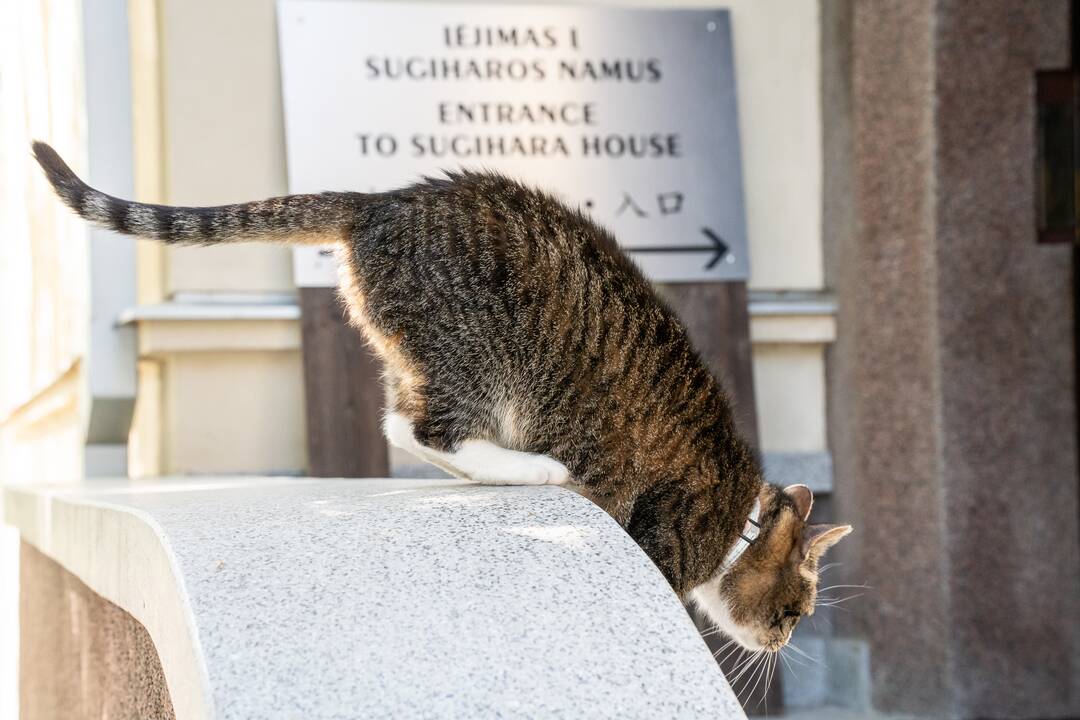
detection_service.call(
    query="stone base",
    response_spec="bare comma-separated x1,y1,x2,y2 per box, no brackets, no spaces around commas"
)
827,0,1080,717
20,541,175,720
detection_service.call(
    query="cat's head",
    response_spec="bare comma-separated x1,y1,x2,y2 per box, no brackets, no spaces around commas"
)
690,484,852,652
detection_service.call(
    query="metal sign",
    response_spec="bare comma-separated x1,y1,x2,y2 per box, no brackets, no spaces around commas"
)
277,1,748,284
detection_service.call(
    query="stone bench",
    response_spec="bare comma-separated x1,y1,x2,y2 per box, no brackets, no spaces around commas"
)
5,477,745,719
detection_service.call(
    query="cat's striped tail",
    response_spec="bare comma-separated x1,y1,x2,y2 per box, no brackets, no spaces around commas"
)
32,141,359,246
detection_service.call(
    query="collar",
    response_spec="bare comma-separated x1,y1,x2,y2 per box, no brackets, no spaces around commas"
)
720,498,762,575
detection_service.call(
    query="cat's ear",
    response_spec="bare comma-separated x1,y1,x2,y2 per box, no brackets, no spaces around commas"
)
784,484,814,521
801,524,853,559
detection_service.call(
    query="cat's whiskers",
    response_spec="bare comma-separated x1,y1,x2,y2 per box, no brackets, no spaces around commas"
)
700,625,727,638
730,649,764,688
735,652,765,703
781,649,812,669
816,561,843,576
719,643,747,668
751,651,777,708
816,583,869,616
778,647,798,680
759,652,778,712
786,641,821,666
711,638,736,658
817,583,871,593
750,651,773,709
730,648,760,676
739,651,772,707
816,592,864,609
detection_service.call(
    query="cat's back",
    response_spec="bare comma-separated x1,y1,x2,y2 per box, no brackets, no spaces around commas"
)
361,171,640,278
351,169,666,331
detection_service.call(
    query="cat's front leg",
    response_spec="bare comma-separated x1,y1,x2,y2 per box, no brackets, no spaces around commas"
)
383,412,569,485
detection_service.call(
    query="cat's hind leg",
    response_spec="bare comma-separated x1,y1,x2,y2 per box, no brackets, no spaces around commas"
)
383,411,569,486
445,440,570,486
383,411,465,479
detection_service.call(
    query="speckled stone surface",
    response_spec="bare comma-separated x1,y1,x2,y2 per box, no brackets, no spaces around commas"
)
13,478,744,719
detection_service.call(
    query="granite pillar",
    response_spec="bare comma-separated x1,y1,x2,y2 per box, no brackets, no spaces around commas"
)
827,1,1080,717
20,542,175,720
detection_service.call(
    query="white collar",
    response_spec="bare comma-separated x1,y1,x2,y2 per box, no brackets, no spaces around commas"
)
719,498,762,575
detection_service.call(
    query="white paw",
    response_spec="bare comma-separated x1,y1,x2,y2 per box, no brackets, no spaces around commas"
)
383,412,419,452
473,464,546,485
471,456,570,486
531,455,570,485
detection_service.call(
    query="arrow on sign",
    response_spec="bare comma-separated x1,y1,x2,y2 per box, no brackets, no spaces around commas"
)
627,228,730,270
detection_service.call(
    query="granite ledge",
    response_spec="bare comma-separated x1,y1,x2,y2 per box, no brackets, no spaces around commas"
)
4,477,746,719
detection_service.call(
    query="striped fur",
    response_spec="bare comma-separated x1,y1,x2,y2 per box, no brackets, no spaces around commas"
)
32,141,356,246
33,141,850,652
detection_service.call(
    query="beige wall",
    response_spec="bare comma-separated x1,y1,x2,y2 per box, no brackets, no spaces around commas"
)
161,351,306,475
710,0,824,291
0,5,93,717
128,0,829,475
754,344,826,452
160,0,293,295
129,0,306,475
0,0,89,484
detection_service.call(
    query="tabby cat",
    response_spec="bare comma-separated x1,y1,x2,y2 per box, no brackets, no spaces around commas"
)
33,141,851,652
